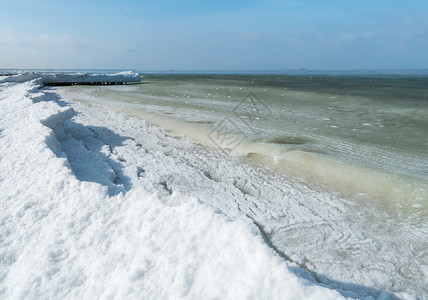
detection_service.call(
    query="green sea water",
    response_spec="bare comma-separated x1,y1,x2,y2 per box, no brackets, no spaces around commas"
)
82,74,427,218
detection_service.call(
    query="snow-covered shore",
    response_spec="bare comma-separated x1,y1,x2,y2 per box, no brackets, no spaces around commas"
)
0,75,349,298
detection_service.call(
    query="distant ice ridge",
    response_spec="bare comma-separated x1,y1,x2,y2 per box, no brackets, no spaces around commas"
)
0,77,344,298
42,71,141,84
0,70,141,85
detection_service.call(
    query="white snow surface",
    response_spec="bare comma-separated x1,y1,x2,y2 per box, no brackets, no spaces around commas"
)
0,76,346,298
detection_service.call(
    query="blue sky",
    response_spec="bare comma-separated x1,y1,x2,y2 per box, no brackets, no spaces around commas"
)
0,0,427,70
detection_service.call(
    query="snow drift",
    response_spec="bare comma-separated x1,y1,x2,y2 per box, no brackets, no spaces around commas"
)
0,74,345,298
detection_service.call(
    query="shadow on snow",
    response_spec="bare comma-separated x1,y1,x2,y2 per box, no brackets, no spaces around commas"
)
56,121,132,196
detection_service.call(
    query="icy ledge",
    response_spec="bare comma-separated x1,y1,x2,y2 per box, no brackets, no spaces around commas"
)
0,75,345,299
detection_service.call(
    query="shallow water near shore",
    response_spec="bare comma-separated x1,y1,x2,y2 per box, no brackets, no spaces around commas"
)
53,72,428,298
73,74,427,214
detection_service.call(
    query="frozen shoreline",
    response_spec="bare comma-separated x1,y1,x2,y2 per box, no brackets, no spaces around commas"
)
54,79,427,299
1,73,424,299
0,75,349,298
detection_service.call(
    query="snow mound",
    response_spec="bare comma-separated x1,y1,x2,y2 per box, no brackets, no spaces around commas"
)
0,76,344,299
0,71,41,83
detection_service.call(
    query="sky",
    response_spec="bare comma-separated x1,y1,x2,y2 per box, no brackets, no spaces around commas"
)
0,0,427,70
